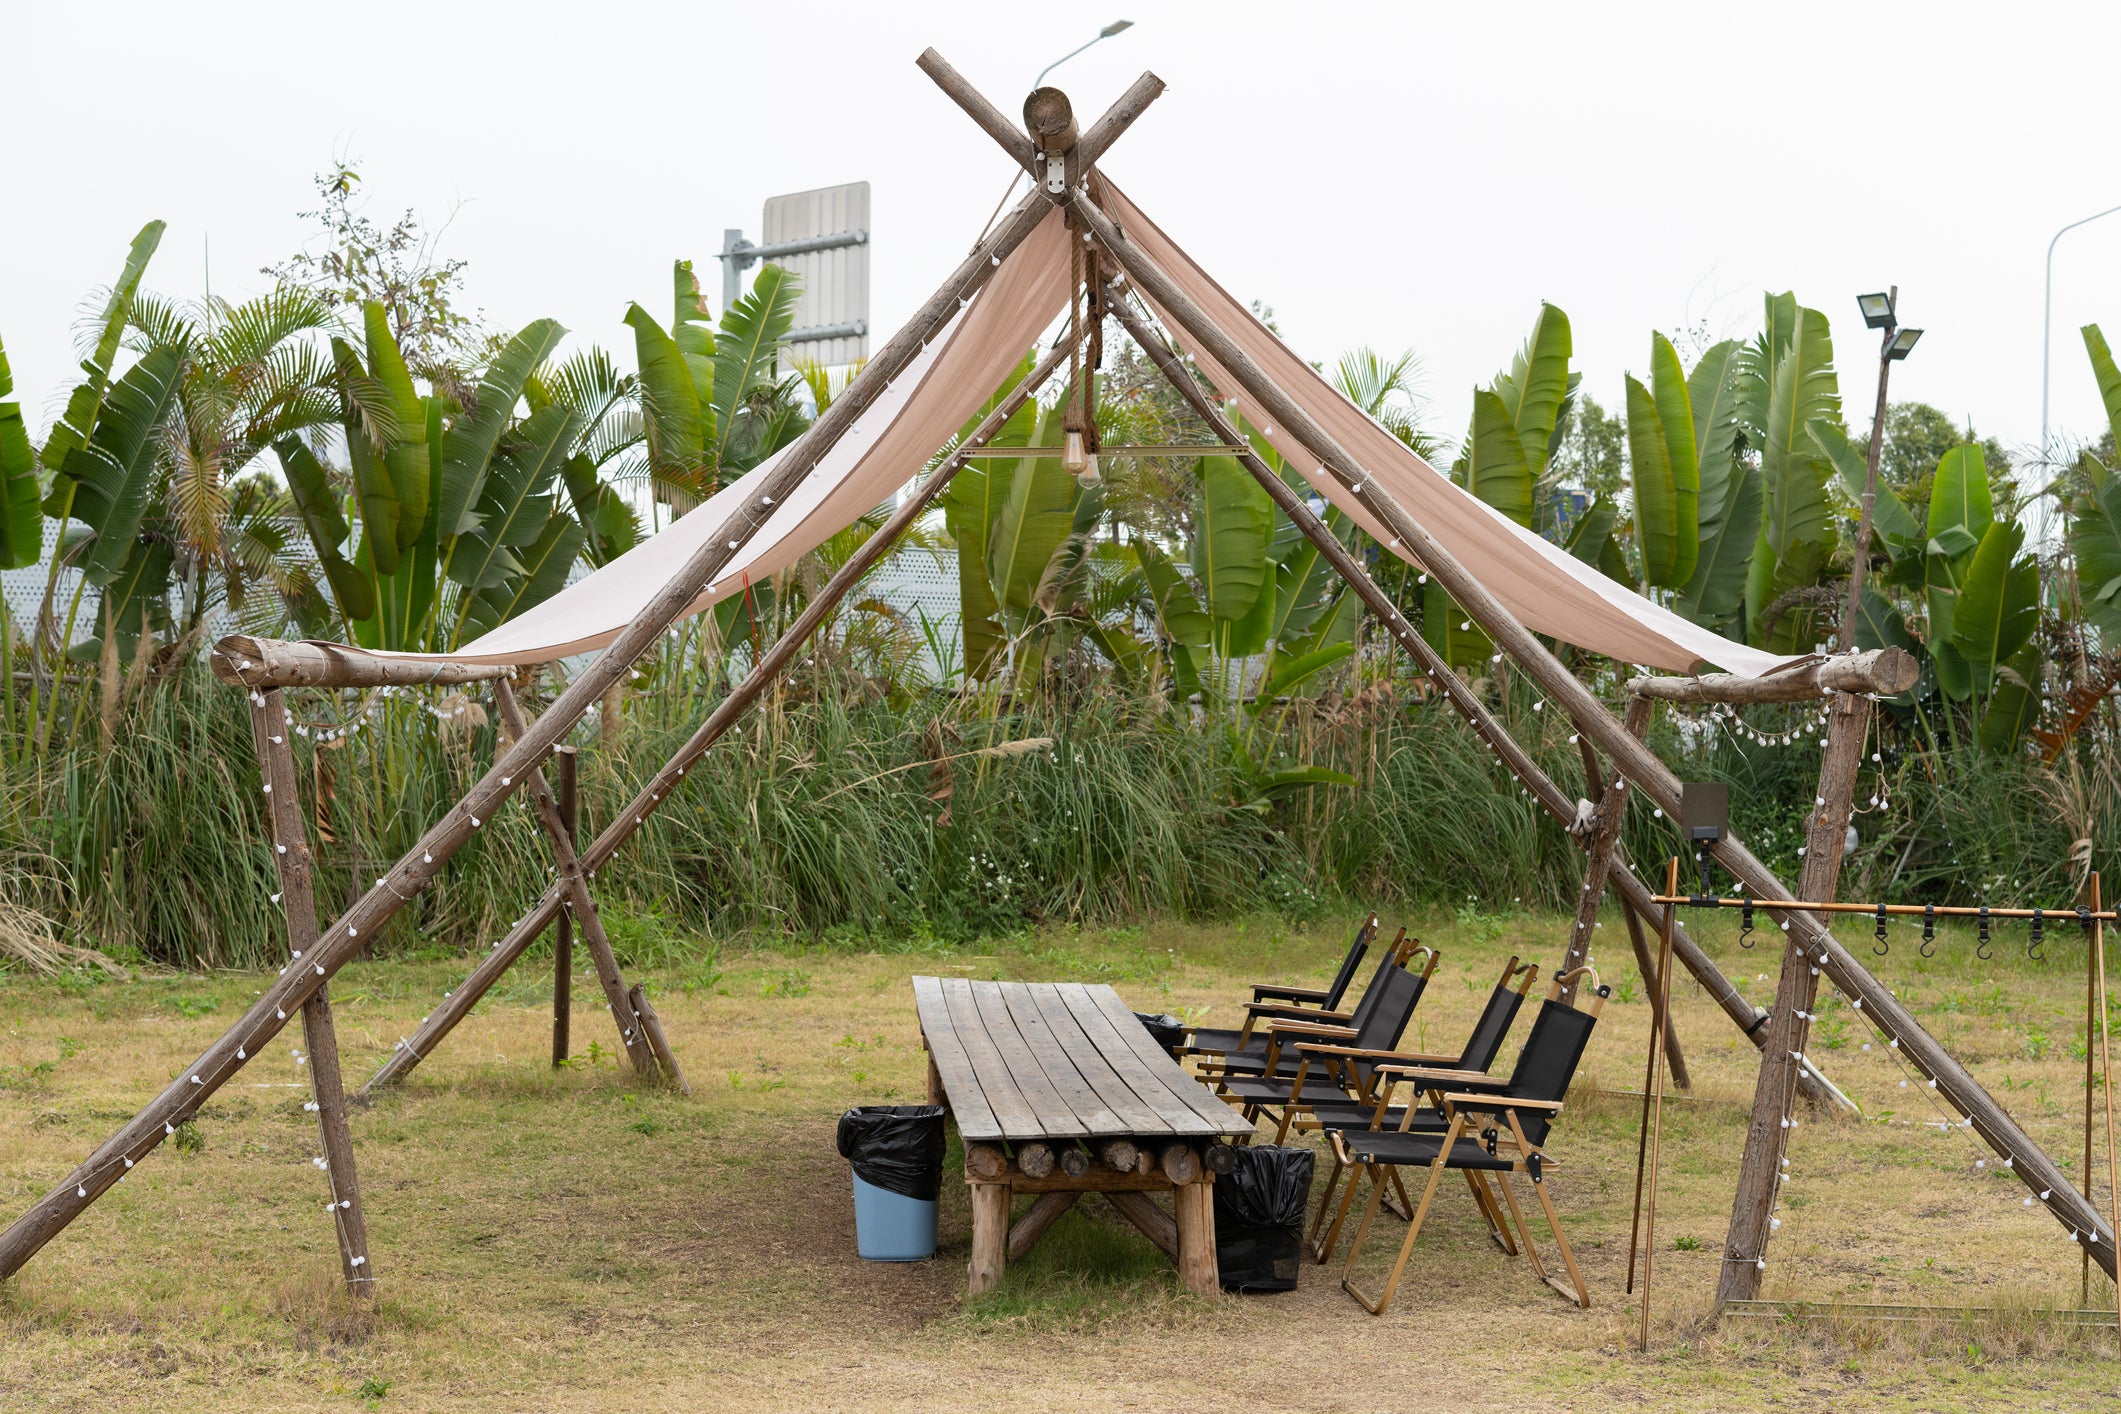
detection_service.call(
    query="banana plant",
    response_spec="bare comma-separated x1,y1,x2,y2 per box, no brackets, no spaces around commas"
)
1676,341,1756,633
0,336,40,570
1739,293,1842,652
2069,325,2121,643
1623,332,1700,590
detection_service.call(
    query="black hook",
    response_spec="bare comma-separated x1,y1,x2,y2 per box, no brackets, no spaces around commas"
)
2080,905,2095,934
1921,905,1936,959
1977,906,1992,961
1740,899,1756,949
1874,903,1890,956
2029,908,2045,962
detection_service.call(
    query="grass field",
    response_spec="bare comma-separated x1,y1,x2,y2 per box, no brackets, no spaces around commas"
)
2,905,2117,1411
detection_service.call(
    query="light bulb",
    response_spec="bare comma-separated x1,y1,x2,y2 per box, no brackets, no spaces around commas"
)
1075,453,1101,488
1062,428,1087,475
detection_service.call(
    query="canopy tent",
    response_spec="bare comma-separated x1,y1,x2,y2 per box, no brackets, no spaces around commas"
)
360,187,1782,676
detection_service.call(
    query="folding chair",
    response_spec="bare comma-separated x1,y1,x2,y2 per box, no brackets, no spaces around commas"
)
1212,946,1439,1143
1322,966,1610,1313
1295,956,1541,1257
1183,918,1392,1068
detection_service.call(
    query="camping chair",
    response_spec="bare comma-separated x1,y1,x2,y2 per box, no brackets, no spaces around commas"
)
1191,929,1415,1084
1211,946,1439,1143
1295,956,1541,1256
1321,966,1610,1314
1182,918,1391,1068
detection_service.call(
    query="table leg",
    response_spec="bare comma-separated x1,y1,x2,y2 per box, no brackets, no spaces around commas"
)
1174,1178,1219,1296
969,1182,1010,1294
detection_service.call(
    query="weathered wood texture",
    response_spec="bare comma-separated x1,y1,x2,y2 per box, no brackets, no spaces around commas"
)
551,745,576,1067
1625,648,1917,704
629,984,689,1096
1718,691,1874,1304
912,979,1253,1144
1071,190,2114,1277
363,335,1081,1096
212,635,510,689
0,129,1081,1280
968,1183,1009,1294
249,688,373,1295
1008,1191,1079,1261
1104,1191,1178,1259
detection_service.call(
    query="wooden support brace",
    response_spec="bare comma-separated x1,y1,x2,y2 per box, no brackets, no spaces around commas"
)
492,679,655,1075
629,984,689,1096
969,1183,1010,1294
1625,648,1918,705
1007,1191,1078,1261
248,688,373,1296
552,745,576,1067
1103,1190,1178,1260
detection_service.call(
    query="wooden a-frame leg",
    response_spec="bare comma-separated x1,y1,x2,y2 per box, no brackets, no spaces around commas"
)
492,680,657,1077
249,688,374,1296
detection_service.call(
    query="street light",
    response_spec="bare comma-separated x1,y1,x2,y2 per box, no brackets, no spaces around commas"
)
1035,19,1135,90
1836,286,1920,651
2042,202,2121,471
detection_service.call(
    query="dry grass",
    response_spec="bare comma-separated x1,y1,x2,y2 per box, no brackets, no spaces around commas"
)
1,907,2117,1411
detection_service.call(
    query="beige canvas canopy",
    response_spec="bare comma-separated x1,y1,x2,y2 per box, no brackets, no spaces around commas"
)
365,187,1783,676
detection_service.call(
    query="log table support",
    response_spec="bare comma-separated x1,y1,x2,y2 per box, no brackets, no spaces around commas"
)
969,1183,1010,1294
1717,686,1875,1305
1008,1191,1079,1261
1174,1180,1218,1295
492,680,657,1076
551,745,576,1067
247,688,374,1296
1105,1190,1179,1259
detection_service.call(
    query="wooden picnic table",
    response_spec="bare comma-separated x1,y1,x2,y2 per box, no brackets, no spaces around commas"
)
912,977,1255,1295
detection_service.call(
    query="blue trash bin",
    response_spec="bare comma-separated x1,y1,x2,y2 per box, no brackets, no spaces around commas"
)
838,1105,946,1262
851,1173,940,1261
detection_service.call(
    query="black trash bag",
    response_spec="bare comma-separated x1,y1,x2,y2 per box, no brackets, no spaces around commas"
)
1213,1144,1315,1292
836,1105,947,1202
1134,1012,1188,1058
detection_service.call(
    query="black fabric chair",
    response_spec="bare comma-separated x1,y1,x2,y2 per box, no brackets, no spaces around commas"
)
1211,946,1438,1143
1182,917,1386,1065
1320,966,1610,1314
1295,956,1540,1255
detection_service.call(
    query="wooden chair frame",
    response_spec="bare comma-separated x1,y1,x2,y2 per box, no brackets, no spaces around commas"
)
1323,967,1609,1314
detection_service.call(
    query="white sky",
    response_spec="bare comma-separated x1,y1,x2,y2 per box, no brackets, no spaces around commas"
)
6,1,2120,469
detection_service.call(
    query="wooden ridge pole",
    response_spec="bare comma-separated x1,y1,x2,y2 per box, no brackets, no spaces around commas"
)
1716,686,1873,1305
1103,292,1788,1094
0,109,1093,1277
362,332,1087,1094
1063,186,2116,1279
491,678,655,1074
247,688,373,1295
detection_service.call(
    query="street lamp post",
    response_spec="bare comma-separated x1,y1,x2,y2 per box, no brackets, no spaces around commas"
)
1035,19,1134,90
2042,203,2121,474
1837,288,1922,652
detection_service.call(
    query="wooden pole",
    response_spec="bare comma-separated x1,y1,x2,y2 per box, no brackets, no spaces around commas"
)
362,333,1083,1095
1104,292,1772,1097
1634,859,1681,1347
1624,649,1917,704
1173,1178,1220,1296
1103,1190,1178,1259
1064,188,2110,1275
628,983,689,1096
0,126,1079,1280
491,679,655,1074
2089,871,2099,1308
1718,688,1873,1305
211,635,512,689
2097,872,2119,1334
968,1183,1010,1294
247,689,373,1297
551,744,575,1068
1007,1191,1078,1261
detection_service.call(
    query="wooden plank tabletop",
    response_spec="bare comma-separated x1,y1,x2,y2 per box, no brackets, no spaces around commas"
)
913,977,1254,1144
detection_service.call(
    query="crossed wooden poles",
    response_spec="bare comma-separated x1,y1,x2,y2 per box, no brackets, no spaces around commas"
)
1,52,2113,1307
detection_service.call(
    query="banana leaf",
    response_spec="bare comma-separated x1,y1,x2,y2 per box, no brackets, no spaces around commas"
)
50,344,185,585
1927,444,1994,544
2085,324,2121,454
69,535,173,663
437,319,566,539
41,221,165,475
1811,418,1921,546
1688,339,1744,529
1424,580,1493,669
0,336,40,569
362,303,430,549
1650,333,1699,584
355,399,445,651
1626,354,1699,590
1459,388,1534,527
626,302,704,498
712,264,800,469
987,403,1077,617
1490,303,1572,476
332,337,403,573
1190,453,1274,624
1948,518,2038,679
1135,538,1211,649
461,512,583,639
274,436,375,620
1979,638,2045,753
445,403,583,599
2070,452,2121,641
1850,583,1918,706
1680,461,1761,633
1260,641,1355,699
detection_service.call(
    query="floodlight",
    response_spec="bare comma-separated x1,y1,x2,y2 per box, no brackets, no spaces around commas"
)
1886,326,1923,360
1857,292,1895,329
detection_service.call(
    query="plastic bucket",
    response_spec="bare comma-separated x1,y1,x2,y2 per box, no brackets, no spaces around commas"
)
851,1173,939,1260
